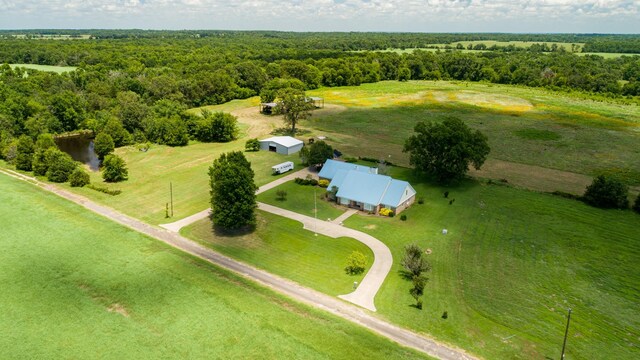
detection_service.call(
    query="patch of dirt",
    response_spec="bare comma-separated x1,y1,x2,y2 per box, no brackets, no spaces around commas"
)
430,90,534,112
470,159,592,194
363,224,377,230
107,303,130,317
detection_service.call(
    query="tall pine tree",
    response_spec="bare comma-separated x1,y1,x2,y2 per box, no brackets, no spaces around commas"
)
209,151,257,230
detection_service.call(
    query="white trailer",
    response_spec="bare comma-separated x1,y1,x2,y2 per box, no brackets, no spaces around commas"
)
272,161,294,174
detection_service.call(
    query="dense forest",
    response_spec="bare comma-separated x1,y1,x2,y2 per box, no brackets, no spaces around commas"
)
1,31,639,160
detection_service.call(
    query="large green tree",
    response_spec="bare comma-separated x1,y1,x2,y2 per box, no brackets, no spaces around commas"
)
300,140,333,166
209,151,257,230
44,148,76,183
403,118,490,182
32,133,57,176
273,88,314,134
194,110,238,143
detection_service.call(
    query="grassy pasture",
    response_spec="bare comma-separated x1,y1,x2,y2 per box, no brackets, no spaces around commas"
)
257,180,346,221
182,211,374,296
0,173,429,360
9,63,77,73
340,166,640,360
63,141,301,225
306,81,640,187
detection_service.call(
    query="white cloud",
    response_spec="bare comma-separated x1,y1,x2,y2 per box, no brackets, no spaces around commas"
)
0,0,638,32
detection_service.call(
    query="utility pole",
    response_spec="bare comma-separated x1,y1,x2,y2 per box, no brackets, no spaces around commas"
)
314,187,318,236
170,182,174,217
560,308,572,360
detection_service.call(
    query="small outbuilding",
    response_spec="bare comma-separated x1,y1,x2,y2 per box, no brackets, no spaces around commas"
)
259,136,304,155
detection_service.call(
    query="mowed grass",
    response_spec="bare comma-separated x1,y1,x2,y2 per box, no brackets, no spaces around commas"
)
9,63,77,73
0,173,429,360
340,167,640,360
306,81,640,185
257,180,346,221
182,211,374,296
64,141,300,224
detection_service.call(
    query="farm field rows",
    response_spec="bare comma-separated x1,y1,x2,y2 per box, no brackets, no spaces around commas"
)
0,173,430,360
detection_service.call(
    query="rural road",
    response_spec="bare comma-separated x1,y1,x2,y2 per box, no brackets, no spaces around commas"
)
162,167,391,312
0,168,478,360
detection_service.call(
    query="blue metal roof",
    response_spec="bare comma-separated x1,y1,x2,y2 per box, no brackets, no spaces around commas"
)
381,179,414,207
334,171,392,206
318,159,377,179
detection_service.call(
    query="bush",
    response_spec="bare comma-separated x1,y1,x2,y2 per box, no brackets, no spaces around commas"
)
417,197,424,204
195,111,239,142
444,191,449,198
633,194,640,214
69,167,90,187
442,311,448,319
379,208,394,217
344,157,358,163
245,138,260,151
102,154,128,182
550,191,581,200
276,189,287,201
44,148,77,183
87,184,121,196
400,214,407,221
345,251,367,275
583,175,629,209
94,132,115,160
318,179,329,188
309,179,318,186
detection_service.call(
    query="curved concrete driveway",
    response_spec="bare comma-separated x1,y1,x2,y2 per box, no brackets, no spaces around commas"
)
257,202,392,312
161,168,393,312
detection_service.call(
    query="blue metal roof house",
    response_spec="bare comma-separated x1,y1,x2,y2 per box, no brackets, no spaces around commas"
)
322,160,417,214
318,159,378,179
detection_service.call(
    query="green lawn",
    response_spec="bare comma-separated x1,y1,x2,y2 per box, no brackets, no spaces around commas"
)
0,173,429,360
9,63,77,73
257,180,346,221
181,211,373,296
62,141,301,224
306,81,640,185
340,167,640,360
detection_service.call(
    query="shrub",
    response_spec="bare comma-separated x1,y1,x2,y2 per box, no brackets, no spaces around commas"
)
87,184,121,196
245,138,260,151
102,154,128,182
195,111,239,142
69,167,90,187
442,311,448,319
94,132,115,160
583,175,629,209
44,148,76,183
276,189,287,201
400,214,407,221
344,157,358,163
309,179,318,186
633,194,640,214
417,197,424,204
318,179,329,188
15,135,35,171
345,251,367,275
444,191,449,198
379,208,394,217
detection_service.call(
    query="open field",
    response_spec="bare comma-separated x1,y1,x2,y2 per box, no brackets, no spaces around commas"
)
9,63,77,73
0,173,430,359
306,81,640,189
182,211,373,296
342,166,640,360
248,164,640,359
61,141,301,225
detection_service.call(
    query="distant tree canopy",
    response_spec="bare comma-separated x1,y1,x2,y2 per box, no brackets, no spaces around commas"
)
0,31,638,160
404,118,490,182
209,151,257,230
94,132,114,160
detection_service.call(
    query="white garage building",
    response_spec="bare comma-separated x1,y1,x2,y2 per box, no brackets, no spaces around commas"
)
259,136,304,155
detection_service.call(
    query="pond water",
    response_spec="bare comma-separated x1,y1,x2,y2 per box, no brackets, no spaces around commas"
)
55,134,100,171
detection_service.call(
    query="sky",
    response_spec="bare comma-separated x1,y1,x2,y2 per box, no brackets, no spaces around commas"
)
1,0,639,33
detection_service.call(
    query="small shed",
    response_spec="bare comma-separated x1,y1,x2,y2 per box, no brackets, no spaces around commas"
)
308,97,324,108
259,136,304,155
260,102,278,114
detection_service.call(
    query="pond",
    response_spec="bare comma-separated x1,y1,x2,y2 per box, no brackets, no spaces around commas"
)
55,133,100,171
